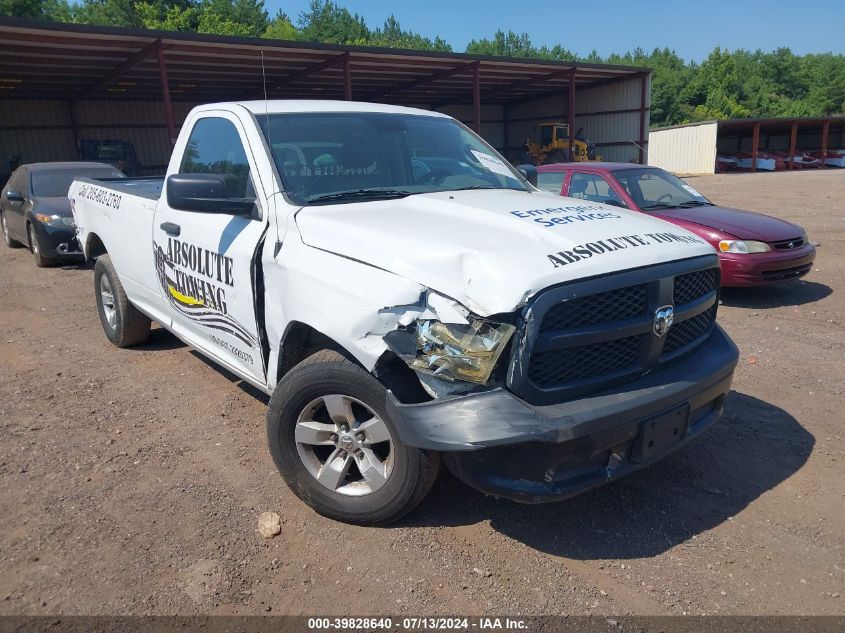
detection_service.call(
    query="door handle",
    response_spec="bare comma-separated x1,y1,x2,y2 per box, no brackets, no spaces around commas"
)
160,222,180,237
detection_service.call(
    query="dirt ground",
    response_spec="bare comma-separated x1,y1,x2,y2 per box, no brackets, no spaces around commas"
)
0,169,843,617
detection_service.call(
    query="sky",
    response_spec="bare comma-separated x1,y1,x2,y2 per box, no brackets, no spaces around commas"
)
266,0,845,61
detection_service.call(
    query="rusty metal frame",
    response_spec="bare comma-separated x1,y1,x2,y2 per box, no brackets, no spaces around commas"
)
76,39,162,100
157,42,177,147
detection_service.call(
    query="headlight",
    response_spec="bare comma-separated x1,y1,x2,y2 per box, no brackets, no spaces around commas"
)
718,239,770,254
411,318,515,384
34,213,74,227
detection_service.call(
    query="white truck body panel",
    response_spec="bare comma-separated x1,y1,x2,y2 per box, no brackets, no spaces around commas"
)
70,100,715,394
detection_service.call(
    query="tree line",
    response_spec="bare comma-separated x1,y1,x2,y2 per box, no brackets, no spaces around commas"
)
2,0,843,127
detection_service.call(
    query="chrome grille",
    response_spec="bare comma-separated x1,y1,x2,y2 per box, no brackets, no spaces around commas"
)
771,236,804,250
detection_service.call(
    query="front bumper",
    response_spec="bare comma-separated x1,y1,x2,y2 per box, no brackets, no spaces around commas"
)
30,222,83,259
386,325,738,503
719,244,815,286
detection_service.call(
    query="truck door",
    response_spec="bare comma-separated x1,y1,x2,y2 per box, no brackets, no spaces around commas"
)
153,113,269,385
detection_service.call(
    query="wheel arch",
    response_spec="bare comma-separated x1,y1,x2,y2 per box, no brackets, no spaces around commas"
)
274,321,429,404
85,232,108,263
275,321,349,383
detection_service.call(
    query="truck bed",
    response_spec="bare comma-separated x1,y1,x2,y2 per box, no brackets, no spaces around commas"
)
76,176,164,201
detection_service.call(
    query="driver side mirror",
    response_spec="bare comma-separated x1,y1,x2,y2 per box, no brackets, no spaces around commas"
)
4,190,24,203
166,174,255,216
517,164,538,187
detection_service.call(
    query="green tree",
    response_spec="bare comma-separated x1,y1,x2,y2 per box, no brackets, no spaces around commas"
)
297,0,368,44
262,9,297,40
195,0,268,37
1,0,51,19
368,14,450,51
466,29,575,60
136,0,198,31
71,0,141,27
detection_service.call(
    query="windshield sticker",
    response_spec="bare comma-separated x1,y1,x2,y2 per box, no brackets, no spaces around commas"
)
546,231,704,268
470,150,515,178
511,204,622,228
153,238,259,355
681,184,702,197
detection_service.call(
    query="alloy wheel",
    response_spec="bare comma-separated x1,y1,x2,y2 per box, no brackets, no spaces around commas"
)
99,274,117,329
295,394,394,496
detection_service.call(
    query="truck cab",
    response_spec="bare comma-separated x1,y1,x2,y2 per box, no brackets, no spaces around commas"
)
70,101,738,525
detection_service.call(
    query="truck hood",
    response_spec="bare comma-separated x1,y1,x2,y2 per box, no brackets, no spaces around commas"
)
653,205,803,242
295,189,716,316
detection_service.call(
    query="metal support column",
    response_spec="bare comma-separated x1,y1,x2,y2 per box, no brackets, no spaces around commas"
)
157,42,177,147
343,53,352,101
639,73,648,164
821,119,830,161
568,69,576,160
472,62,481,133
502,104,510,159
67,101,80,156
789,120,798,169
751,122,760,172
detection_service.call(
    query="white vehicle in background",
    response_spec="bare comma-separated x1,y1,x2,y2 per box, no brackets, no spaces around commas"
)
70,100,738,525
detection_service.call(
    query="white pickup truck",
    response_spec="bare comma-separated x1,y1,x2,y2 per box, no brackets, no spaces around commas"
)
70,100,738,525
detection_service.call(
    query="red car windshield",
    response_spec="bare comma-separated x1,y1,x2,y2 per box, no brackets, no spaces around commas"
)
614,168,713,210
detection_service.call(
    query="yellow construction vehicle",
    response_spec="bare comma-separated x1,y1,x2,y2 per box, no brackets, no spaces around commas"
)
525,122,602,165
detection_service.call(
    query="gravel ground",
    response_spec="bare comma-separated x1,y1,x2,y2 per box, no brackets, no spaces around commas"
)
0,169,843,617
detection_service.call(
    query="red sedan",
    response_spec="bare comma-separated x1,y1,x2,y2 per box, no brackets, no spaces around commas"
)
536,163,816,286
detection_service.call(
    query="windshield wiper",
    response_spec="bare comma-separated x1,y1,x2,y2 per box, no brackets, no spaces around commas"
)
308,188,412,204
640,202,675,210
675,200,715,207
449,185,528,192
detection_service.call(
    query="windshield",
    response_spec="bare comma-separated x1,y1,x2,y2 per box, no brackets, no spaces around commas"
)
31,167,125,197
258,112,529,205
613,168,712,210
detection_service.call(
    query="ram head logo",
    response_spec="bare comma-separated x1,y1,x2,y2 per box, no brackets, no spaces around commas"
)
653,305,674,337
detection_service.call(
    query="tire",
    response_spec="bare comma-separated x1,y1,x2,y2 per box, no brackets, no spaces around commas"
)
93,254,151,347
266,349,440,525
28,222,56,267
1,212,23,248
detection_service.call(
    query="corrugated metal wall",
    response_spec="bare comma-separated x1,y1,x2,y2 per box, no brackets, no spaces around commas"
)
1,76,649,180
435,103,506,148
0,99,197,178
504,74,649,164
648,122,718,175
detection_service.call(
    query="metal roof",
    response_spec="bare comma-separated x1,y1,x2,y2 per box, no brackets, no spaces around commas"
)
652,116,845,133
0,17,649,104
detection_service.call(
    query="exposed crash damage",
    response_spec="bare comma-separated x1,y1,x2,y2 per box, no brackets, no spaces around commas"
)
71,100,738,524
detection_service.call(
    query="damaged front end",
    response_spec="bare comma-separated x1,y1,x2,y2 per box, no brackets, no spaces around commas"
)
380,290,517,400
368,262,738,505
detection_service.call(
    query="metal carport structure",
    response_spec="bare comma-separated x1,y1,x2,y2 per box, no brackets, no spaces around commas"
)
0,17,651,177
648,117,845,175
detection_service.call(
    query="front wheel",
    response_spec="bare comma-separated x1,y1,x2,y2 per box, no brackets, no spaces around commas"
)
266,350,440,525
28,223,56,267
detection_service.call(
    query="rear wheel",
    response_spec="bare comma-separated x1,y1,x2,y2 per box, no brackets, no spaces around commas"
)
266,350,440,525
93,254,151,347
1,212,23,248
28,223,56,267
